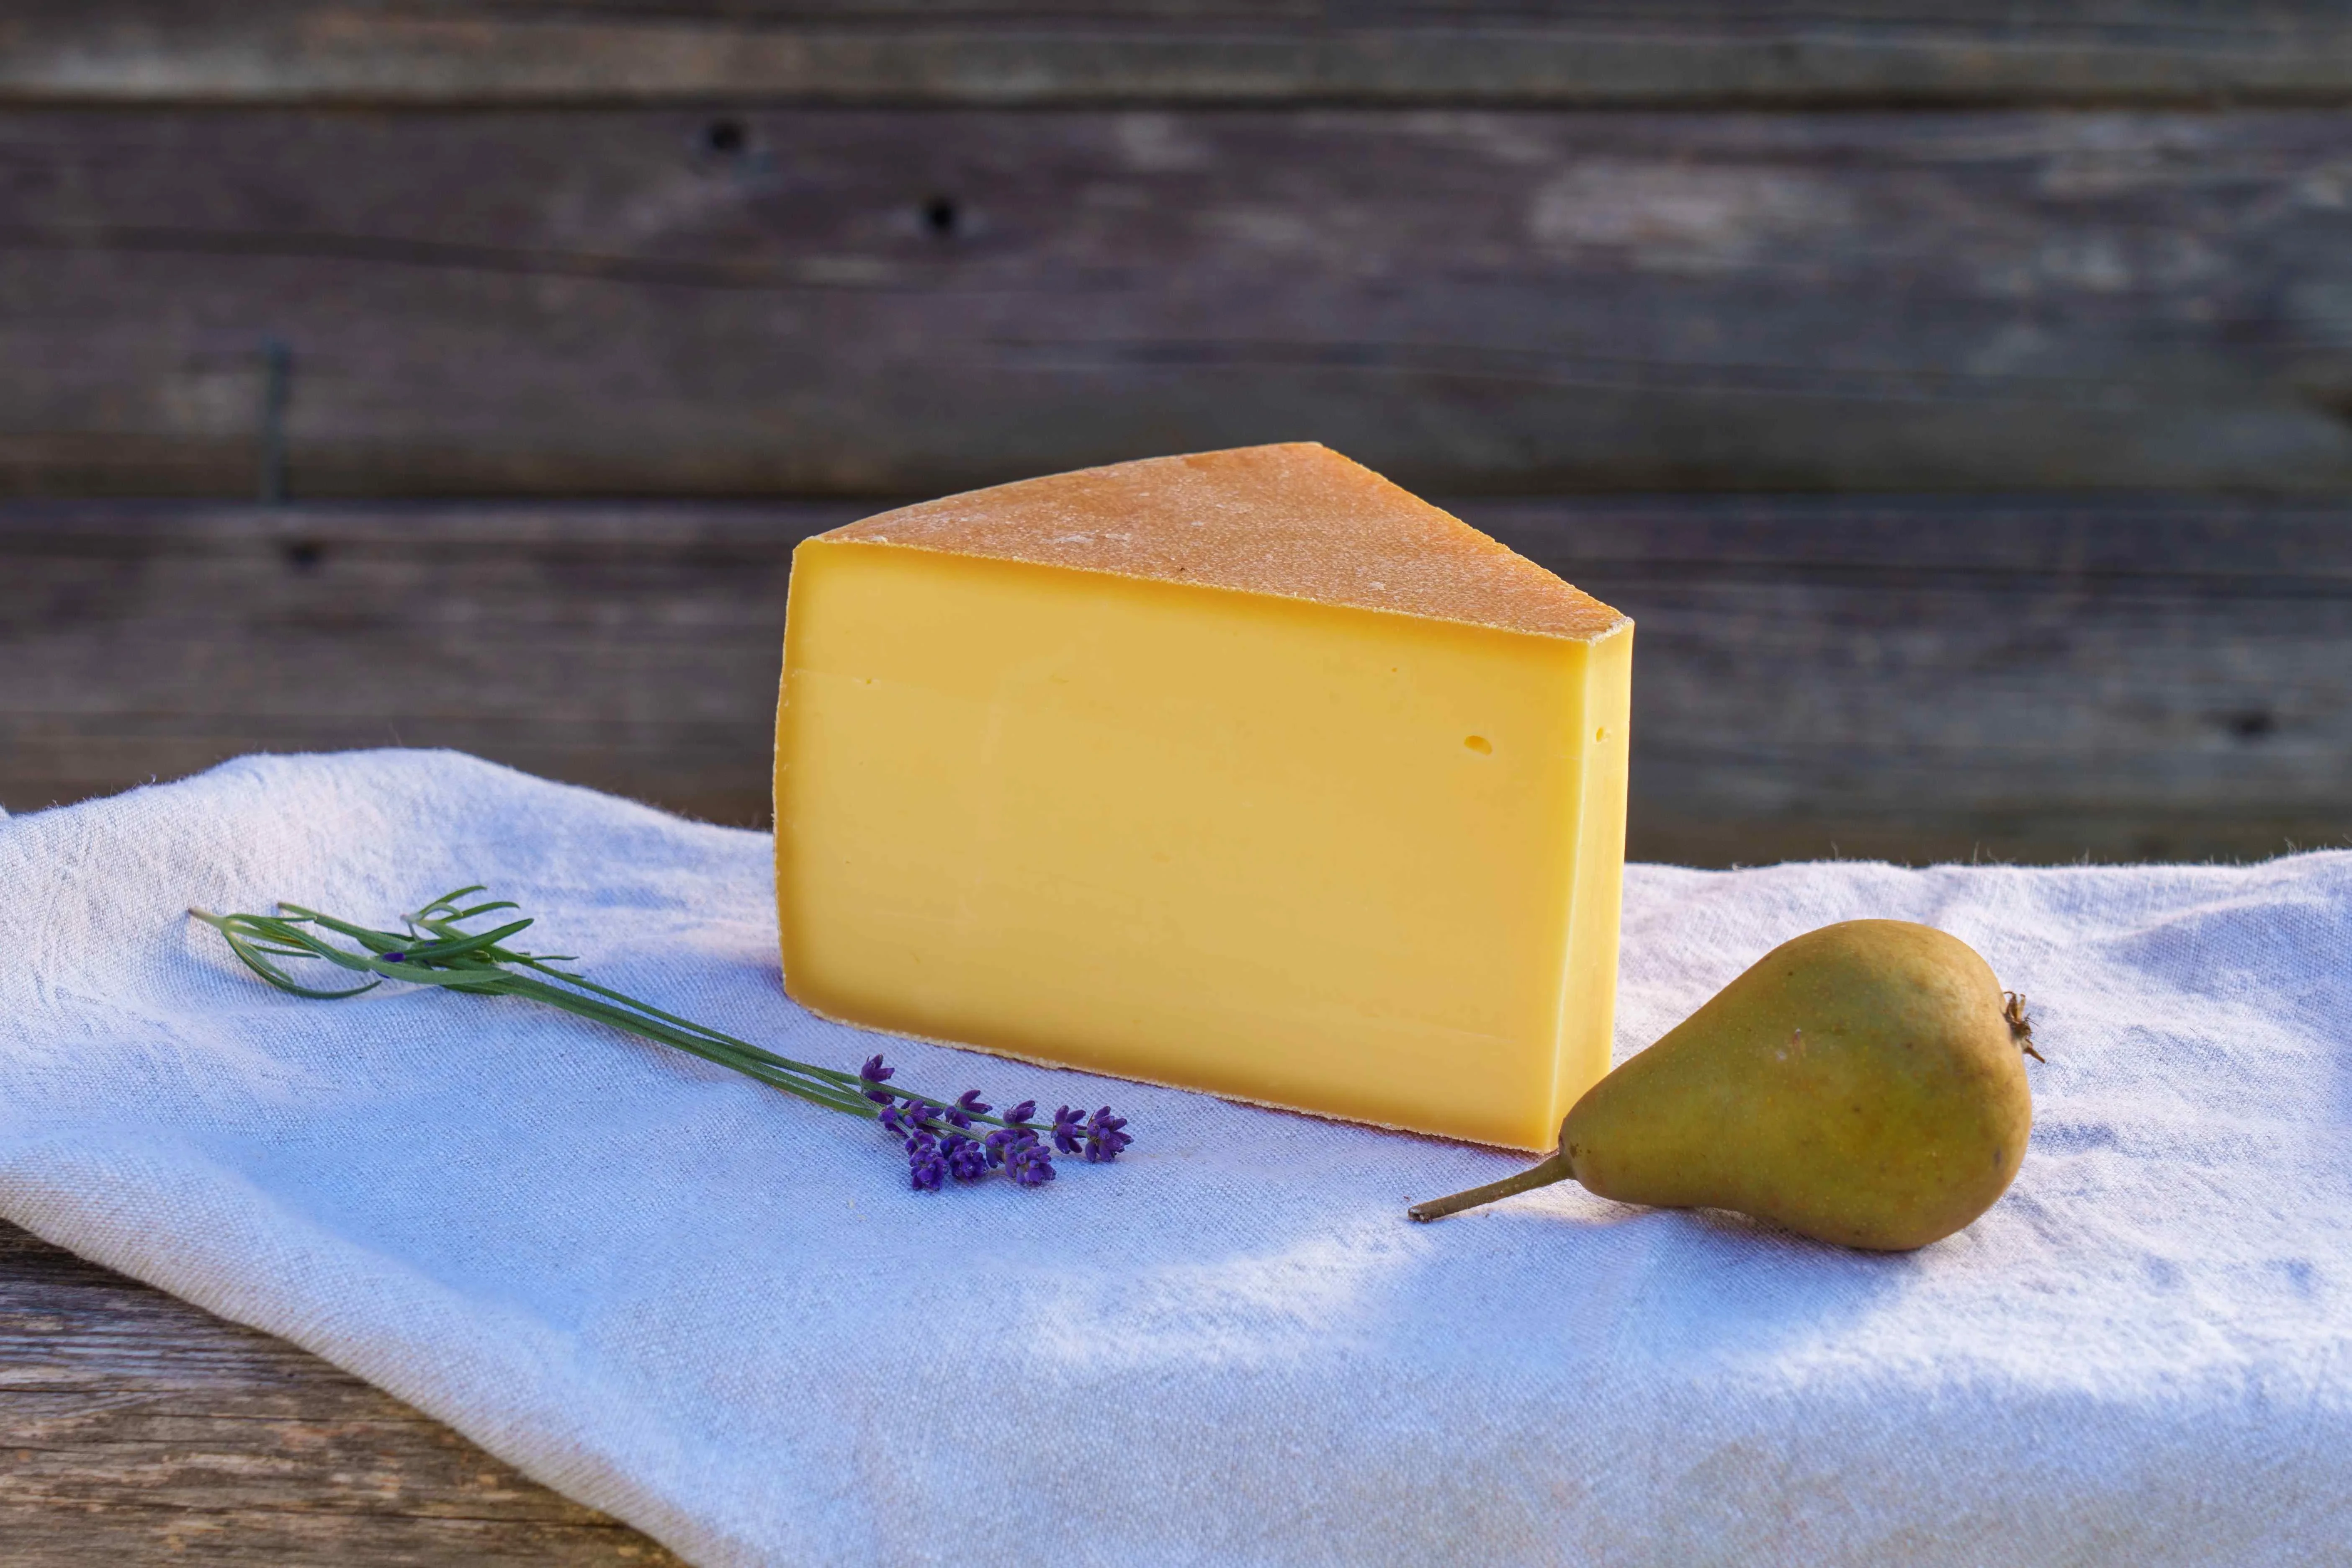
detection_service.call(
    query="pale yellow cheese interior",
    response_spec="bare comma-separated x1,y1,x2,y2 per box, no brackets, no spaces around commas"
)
776,444,1631,1150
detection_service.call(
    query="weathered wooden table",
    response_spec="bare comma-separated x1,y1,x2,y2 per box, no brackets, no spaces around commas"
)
0,1220,680,1564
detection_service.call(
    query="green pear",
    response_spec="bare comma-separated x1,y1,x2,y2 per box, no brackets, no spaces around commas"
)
1410,920,2038,1251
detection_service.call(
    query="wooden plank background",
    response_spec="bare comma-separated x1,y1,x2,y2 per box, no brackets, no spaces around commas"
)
11,2,2352,108
10,105,2352,497
7,494,2345,865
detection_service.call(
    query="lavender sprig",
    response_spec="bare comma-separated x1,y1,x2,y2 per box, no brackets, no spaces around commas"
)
190,886,1131,1194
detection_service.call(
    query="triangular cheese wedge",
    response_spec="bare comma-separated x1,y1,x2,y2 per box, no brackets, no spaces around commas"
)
777,444,1631,1150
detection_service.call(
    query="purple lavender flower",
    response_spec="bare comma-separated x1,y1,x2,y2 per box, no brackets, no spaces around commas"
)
383,952,406,963
905,1131,946,1192
1006,1138,1057,1186
1082,1107,1132,1164
942,1132,989,1183
858,1053,897,1105
867,1074,1122,1192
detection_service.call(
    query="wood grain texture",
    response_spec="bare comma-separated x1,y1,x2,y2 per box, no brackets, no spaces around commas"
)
1479,494,2352,864
10,2,2352,107
0,501,860,828
0,1220,684,1566
9,106,2352,498
3,496,2344,866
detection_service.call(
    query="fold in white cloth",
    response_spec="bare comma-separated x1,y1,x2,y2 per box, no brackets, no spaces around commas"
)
1,750,2344,1565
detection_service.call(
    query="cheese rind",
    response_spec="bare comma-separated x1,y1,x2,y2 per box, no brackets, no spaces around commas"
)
776,445,1630,1150
821,441,1626,641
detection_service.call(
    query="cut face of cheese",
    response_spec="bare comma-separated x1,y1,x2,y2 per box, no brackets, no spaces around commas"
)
775,443,1631,1151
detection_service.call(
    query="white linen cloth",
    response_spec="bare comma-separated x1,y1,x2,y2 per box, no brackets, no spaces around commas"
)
1,749,2345,1566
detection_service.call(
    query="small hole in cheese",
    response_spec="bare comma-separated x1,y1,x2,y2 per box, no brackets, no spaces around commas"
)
1464,735,1492,754
1595,725,1608,742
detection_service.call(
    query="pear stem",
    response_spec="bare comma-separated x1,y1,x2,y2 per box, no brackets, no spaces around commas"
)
1408,1150,1576,1222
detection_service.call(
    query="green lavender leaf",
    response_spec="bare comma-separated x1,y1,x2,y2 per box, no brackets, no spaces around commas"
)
187,892,1037,1131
